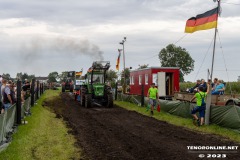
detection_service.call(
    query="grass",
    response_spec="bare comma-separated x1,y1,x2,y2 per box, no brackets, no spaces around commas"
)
114,101,240,143
0,89,82,160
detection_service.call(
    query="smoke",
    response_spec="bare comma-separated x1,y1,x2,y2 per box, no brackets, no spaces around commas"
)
19,36,104,62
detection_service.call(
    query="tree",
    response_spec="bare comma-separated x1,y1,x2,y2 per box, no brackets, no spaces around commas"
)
158,44,194,79
48,71,58,83
28,74,35,81
121,68,130,85
2,73,11,80
106,69,118,87
22,73,29,81
138,64,149,69
16,72,23,80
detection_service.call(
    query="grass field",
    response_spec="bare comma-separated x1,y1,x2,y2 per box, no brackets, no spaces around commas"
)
0,89,82,160
115,101,240,143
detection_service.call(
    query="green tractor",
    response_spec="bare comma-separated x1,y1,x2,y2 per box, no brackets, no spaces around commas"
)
80,61,113,108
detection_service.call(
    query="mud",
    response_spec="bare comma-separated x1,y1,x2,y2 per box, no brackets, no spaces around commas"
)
45,93,239,160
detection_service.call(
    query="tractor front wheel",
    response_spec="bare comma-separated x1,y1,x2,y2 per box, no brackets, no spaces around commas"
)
85,94,92,108
106,94,113,108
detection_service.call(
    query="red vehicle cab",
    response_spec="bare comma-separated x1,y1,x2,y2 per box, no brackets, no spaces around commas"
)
129,67,180,99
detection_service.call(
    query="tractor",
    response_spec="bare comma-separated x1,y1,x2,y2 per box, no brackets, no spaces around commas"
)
62,71,75,92
80,61,113,108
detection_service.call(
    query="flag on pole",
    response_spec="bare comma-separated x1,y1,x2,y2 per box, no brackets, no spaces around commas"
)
75,71,82,76
185,7,218,33
116,50,121,71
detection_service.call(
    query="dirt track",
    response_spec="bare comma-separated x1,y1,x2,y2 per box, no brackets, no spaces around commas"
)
45,93,239,160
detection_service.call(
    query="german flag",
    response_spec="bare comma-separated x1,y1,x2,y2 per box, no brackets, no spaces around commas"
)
116,52,121,71
185,7,218,33
75,71,82,76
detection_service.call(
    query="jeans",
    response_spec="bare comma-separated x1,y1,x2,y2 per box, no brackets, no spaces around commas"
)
3,103,12,111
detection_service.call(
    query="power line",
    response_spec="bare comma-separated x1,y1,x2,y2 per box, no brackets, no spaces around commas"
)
222,2,240,5
217,29,233,95
193,36,214,81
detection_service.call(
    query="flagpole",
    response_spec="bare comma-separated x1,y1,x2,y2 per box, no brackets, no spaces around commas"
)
205,0,221,125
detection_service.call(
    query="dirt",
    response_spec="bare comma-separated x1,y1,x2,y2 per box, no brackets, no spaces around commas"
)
44,93,239,160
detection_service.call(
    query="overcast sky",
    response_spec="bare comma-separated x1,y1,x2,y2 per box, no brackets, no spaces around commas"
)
0,0,239,82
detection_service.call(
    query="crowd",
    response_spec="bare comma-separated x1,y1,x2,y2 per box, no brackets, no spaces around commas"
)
189,77,225,127
188,78,225,95
0,76,30,114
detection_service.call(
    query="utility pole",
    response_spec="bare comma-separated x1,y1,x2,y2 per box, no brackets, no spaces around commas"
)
119,37,127,93
205,0,221,125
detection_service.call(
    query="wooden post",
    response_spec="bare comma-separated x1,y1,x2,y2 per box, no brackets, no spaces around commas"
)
36,80,39,99
31,79,35,106
141,84,144,106
16,80,22,125
115,82,118,100
40,83,42,95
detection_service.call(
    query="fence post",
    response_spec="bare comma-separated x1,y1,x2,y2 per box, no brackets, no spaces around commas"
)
115,82,118,100
31,78,35,106
141,84,144,107
40,83,42,95
16,80,22,125
42,83,44,94
36,80,39,99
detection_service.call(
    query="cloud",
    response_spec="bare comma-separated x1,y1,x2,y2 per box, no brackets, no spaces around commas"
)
0,0,239,81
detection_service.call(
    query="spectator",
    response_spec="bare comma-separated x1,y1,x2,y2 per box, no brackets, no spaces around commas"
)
211,80,225,95
190,84,210,126
0,75,2,114
9,82,17,104
1,79,13,111
211,78,218,91
22,80,30,99
188,80,201,93
1,79,6,113
147,83,159,116
199,79,207,92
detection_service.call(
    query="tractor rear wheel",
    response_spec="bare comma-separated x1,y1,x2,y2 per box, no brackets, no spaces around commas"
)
85,94,92,108
106,94,113,108
80,87,86,107
70,85,73,92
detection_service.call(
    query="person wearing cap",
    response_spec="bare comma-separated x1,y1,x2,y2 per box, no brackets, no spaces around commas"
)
147,83,159,116
1,79,13,111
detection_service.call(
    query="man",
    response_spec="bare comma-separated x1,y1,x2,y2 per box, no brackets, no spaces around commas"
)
211,78,218,91
199,79,207,92
190,84,210,126
188,80,201,93
1,79,13,111
211,79,225,95
147,83,159,116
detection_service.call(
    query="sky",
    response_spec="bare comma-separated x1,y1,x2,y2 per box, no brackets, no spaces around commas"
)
0,0,239,82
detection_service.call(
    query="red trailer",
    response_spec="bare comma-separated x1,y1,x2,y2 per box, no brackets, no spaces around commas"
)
129,67,180,99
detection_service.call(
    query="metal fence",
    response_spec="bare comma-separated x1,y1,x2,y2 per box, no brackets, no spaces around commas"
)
0,79,45,152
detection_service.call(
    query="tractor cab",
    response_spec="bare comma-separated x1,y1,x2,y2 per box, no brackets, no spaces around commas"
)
80,61,113,108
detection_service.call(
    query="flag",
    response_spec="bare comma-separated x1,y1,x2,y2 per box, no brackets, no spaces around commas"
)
116,51,121,71
75,71,82,76
185,7,218,33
